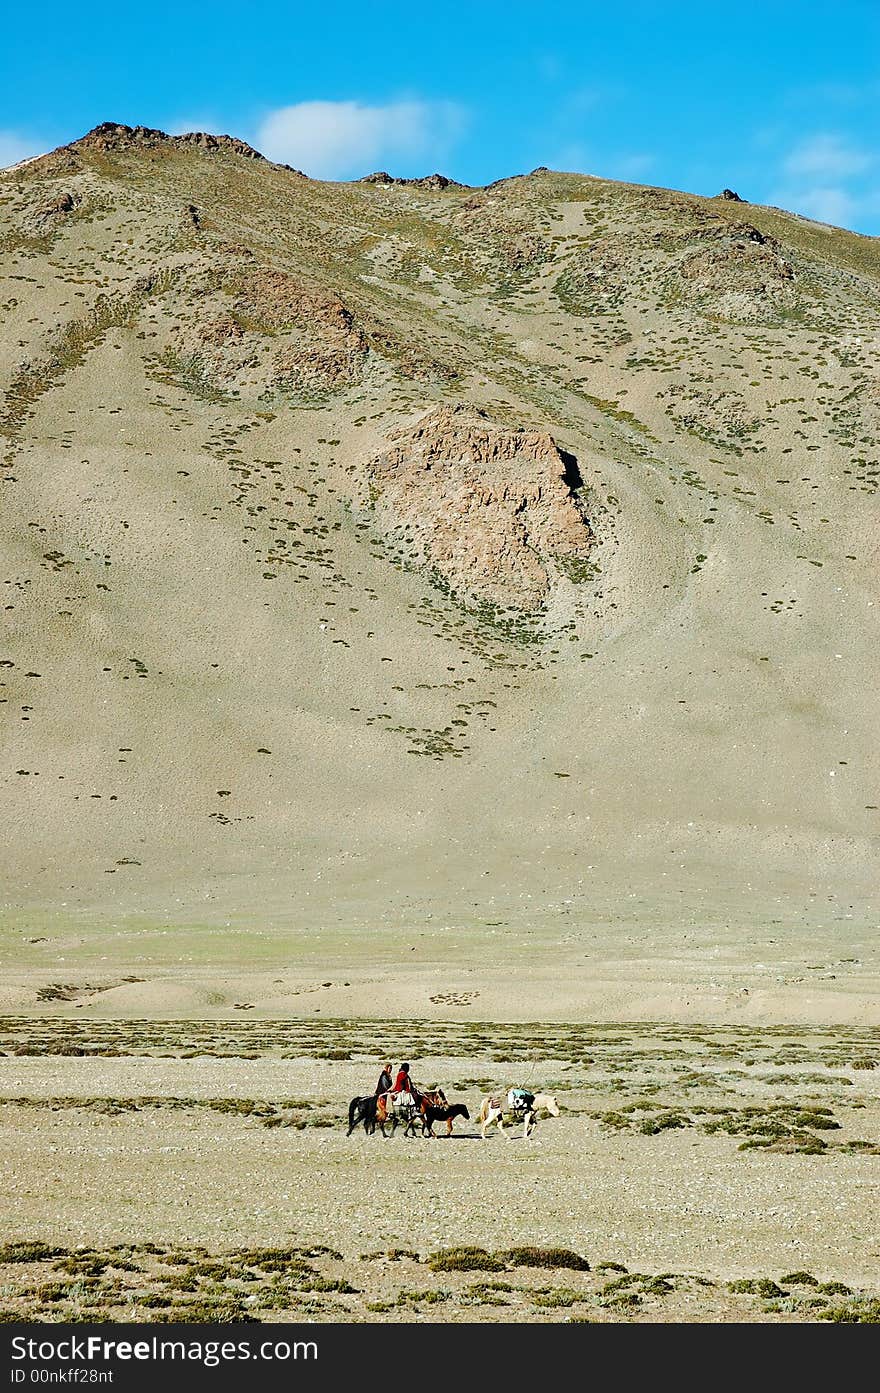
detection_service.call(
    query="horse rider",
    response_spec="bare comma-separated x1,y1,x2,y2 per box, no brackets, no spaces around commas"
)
392,1061,419,1104
374,1061,393,1096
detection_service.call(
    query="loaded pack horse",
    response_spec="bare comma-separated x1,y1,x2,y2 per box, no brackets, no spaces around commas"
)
478,1089,559,1139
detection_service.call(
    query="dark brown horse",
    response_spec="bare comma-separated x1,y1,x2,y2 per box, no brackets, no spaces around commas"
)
421,1102,470,1137
346,1095,378,1135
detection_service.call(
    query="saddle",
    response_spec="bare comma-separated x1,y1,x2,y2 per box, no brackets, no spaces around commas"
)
508,1088,535,1112
391,1090,415,1110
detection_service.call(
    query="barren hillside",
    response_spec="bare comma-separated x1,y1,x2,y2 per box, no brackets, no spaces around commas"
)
1,125,878,1015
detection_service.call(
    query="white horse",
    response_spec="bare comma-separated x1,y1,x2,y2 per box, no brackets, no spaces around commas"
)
478,1090,560,1140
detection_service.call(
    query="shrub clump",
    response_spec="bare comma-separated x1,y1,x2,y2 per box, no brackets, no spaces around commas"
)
729,1278,785,1298
0,1241,67,1264
427,1247,503,1273
499,1246,590,1272
820,1299,880,1323
360,1248,419,1263
638,1112,688,1134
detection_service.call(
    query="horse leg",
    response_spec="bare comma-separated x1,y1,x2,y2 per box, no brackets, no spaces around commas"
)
482,1107,503,1139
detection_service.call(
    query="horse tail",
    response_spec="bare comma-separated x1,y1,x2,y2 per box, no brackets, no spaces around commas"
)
347,1096,359,1133
478,1097,489,1124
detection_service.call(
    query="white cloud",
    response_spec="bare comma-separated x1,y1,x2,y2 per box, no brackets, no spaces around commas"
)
773,185,858,226
255,99,465,178
0,130,42,169
610,152,655,180
783,133,872,180
544,142,654,181
767,130,880,231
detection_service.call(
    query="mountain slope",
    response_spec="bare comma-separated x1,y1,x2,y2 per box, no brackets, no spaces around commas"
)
1,125,878,991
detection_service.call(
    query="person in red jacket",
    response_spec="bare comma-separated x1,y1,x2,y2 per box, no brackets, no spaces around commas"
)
392,1062,419,1103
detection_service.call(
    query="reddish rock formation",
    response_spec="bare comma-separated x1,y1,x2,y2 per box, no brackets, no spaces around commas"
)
359,406,592,611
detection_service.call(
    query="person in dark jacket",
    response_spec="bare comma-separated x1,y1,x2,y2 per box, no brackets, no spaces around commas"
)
375,1062,393,1096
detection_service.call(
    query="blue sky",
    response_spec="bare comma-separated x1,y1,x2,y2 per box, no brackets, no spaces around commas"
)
2,1,879,232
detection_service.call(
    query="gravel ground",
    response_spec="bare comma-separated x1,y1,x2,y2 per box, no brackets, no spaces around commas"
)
2,1052,878,1300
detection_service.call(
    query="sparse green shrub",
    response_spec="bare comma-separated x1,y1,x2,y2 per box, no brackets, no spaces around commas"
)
530,1288,585,1308
360,1248,419,1263
600,1290,642,1309
820,1300,880,1323
638,1111,688,1134
428,1247,503,1273
0,1241,67,1263
728,1278,785,1298
499,1246,589,1271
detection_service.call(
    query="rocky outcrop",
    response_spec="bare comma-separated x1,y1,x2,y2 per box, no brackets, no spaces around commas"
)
360,171,463,189
358,406,592,611
666,222,800,323
59,123,266,162
229,266,362,338
164,259,368,398
37,191,78,218
175,131,265,160
16,190,82,233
